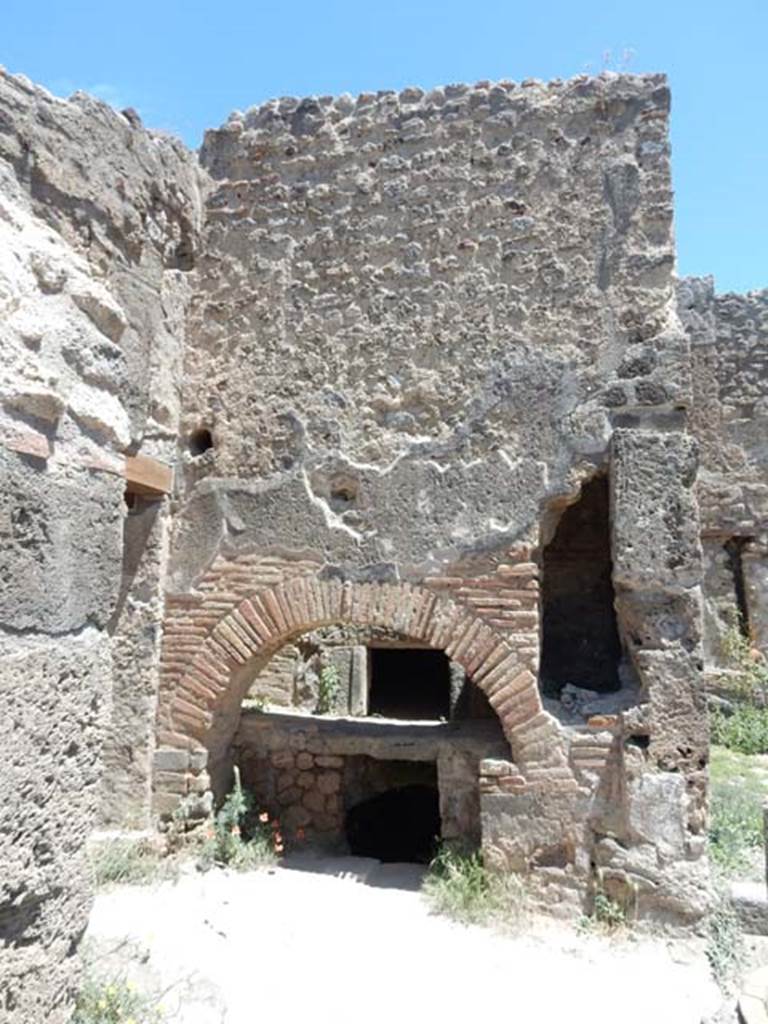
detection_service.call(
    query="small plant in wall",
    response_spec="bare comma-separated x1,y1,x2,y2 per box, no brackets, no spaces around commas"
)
198,766,281,871
315,663,341,715
719,618,768,704
578,872,635,933
591,889,627,929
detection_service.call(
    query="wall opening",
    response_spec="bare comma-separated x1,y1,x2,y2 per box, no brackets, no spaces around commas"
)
724,537,752,640
239,633,499,723
450,668,497,721
367,647,451,720
123,490,144,515
540,475,622,697
344,758,440,863
328,473,359,511
188,427,213,456
172,237,196,272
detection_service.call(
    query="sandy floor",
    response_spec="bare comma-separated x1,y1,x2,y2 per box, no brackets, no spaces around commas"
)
85,854,723,1024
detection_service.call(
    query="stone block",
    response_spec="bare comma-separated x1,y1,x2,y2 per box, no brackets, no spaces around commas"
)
0,634,110,1019
317,771,341,795
303,789,326,814
154,748,191,773
731,882,768,935
640,648,708,771
349,646,368,716
153,771,189,795
315,755,344,768
189,748,209,772
611,430,703,594
278,786,301,805
271,751,295,769
152,791,183,818
276,771,296,793
283,805,312,830
0,449,123,633
479,758,517,777
626,772,686,857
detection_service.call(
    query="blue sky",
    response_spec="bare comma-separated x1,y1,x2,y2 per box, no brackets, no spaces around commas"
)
3,0,766,293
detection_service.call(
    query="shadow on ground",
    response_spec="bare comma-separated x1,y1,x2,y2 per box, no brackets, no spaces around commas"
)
280,851,426,891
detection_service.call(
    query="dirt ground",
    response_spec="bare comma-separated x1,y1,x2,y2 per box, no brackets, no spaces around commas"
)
84,855,722,1024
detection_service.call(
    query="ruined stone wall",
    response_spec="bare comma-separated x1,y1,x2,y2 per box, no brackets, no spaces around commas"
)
0,70,202,1020
150,72,715,923
172,73,684,593
233,711,505,847
679,279,768,661
5,65,763,1012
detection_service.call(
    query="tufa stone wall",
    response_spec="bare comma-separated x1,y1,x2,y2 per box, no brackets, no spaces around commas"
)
0,69,203,1021
679,278,768,661
170,73,687,594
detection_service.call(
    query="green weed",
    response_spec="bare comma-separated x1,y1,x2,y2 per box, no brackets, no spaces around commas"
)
90,841,176,890
709,784,763,876
711,705,768,755
706,880,746,991
708,744,766,878
422,846,528,928
198,766,278,871
718,623,768,704
315,664,341,715
592,889,627,929
73,975,164,1024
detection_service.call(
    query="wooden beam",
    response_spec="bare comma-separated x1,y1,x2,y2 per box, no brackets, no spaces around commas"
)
124,453,173,496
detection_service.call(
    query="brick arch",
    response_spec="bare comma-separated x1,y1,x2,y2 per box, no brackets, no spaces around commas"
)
155,577,569,803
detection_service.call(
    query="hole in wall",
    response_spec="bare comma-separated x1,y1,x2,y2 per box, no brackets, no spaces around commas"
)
724,537,752,640
626,734,650,751
124,490,145,515
345,759,440,863
172,238,195,271
540,475,622,698
367,647,451,720
188,427,214,457
328,474,359,511
451,674,497,720
330,483,357,507
309,468,361,512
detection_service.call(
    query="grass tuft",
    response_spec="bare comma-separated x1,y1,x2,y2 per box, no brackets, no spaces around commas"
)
422,846,528,928
708,744,766,879
90,840,177,890
711,705,768,756
706,880,746,991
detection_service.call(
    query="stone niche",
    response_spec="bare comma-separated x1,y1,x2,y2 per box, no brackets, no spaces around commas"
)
232,630,503,859
233,702,505,856
244,627,493,722
540,475,622,697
